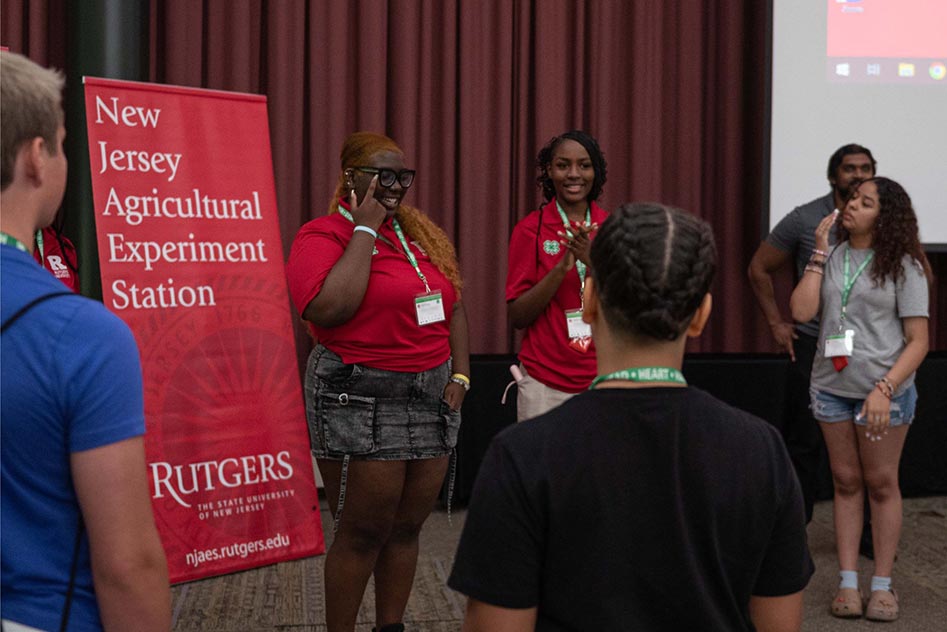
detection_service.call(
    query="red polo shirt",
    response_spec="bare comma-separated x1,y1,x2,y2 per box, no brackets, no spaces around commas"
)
33,227,79,293
506,199,608,393
287,210,456,372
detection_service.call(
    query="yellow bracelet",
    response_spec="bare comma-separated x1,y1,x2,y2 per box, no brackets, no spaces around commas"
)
450,373,470,385
449,376,470,392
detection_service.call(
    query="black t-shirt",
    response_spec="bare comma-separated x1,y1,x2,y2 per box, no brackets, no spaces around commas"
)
448,387,814,631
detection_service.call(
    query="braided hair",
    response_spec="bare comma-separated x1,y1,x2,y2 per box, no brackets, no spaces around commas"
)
590,203,716,341
328,131,463,298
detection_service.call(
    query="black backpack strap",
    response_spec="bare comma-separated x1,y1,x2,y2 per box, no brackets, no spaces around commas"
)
1,289,81,630
1,292,73,333
59,516,85,632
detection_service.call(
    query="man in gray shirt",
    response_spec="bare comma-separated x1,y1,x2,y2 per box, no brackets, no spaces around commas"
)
748,144,875,524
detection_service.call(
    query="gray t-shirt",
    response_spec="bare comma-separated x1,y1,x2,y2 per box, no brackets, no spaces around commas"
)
767,193,837,336
811,246,929,398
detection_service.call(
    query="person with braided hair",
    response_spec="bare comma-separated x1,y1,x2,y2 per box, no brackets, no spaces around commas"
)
451,203,812,631
506,130,608,421
286,131,469,632
791,177,931,621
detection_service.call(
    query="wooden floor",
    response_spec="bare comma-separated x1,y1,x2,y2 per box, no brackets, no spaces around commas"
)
171,496,947,631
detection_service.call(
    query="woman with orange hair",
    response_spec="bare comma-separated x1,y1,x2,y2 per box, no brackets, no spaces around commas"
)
287,132,469,632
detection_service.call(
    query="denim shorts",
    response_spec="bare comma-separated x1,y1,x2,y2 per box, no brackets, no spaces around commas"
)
304,345,461,460
810,384,917,426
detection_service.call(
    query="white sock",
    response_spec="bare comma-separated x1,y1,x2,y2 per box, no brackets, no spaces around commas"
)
871,576,892,593
839,570,859,590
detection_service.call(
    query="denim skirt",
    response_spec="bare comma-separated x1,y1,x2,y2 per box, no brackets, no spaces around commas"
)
305,345,461,460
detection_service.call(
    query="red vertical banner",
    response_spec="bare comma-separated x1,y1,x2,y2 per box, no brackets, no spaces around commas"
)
83,77,324,583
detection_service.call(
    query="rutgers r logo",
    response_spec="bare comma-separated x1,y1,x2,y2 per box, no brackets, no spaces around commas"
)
46,255,71,279
46,255,68,272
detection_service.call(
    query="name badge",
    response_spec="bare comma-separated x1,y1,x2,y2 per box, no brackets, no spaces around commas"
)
415,291,446,326
565,309,591,339
825,329,855,358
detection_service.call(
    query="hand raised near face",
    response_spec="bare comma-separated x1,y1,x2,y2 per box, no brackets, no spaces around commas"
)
350,175,387,231
814,209,838,253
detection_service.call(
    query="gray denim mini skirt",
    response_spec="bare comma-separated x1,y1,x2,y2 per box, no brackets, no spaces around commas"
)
305,344,461,461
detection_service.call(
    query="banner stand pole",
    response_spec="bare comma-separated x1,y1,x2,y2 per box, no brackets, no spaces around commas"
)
63,0,149,300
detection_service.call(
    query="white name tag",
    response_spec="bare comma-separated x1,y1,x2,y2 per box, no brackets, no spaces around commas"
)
415,292,446,326
565,309,591,339
825,329,855,358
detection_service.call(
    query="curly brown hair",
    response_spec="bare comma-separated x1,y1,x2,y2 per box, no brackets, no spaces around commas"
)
328,132,463,298
839,177,932,287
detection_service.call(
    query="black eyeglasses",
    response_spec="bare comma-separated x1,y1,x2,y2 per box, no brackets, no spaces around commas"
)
355,167,416,189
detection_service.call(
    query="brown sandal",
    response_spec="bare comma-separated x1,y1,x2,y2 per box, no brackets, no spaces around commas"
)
831,587,863,618
866,588,899,622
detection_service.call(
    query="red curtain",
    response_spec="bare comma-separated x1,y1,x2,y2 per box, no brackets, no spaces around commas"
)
3,0,943,356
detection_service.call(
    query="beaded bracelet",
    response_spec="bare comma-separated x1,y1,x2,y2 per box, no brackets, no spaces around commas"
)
804,264,824,275
874,377,895,399
875,381,892,399
812,248,829,258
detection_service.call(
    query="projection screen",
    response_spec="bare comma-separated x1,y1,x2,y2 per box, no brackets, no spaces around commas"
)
768,0,947,249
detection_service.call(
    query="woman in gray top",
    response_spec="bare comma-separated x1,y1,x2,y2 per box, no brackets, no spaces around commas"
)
790,177,931,622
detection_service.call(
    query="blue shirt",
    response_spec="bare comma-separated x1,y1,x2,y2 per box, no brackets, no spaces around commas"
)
1,245,146,631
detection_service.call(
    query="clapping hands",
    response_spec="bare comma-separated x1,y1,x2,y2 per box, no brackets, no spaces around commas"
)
556,220,599,269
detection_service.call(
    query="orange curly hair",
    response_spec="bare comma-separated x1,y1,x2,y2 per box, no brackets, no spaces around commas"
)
328,131,463,298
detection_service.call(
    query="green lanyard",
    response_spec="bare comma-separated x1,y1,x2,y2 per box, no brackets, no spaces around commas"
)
337,206,356,223
35,230,44,260
390,218,432,292
555,200,591,307
590,366,687,389
0,232,29,252
337,207,431,292
840,246,873,327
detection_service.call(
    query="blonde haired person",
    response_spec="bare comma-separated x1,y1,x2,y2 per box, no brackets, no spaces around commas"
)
287,131,469,632
1,50,170,632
